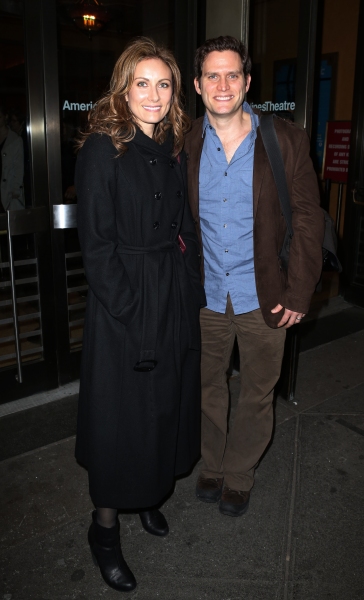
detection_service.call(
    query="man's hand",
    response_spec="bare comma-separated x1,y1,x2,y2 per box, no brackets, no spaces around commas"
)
271,304,305,328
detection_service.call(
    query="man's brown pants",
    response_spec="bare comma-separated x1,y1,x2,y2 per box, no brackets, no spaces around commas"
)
200,295,286,492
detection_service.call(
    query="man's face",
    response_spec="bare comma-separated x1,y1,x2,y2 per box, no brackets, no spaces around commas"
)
194,50,251,120
10,115,23,135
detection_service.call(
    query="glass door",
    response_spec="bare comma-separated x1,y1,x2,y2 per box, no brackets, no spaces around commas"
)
343,0,364,305
0,0,58,402
248,0,301,122
0,0,209,401
48,0,194,384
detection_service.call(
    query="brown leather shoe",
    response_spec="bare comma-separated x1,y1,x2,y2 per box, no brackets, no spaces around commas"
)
196,475,223,503
219,487,250,517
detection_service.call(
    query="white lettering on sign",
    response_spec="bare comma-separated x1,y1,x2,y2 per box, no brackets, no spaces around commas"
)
323,120,351,183
63,101,93,111
250,101,295,111
328,144,350,149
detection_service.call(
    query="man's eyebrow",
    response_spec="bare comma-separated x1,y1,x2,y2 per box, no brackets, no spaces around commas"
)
204,70,243,76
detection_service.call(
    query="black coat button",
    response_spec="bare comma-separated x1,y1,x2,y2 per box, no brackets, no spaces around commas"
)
154,192,162,199
150,158,157,165
176,191,182,197
169,160,175,168
153,221,160,229
171,222,177,229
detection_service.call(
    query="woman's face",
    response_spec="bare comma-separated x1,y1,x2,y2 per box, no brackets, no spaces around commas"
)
125,58,173,138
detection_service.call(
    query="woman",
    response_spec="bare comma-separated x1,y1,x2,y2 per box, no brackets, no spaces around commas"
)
75,37,205,592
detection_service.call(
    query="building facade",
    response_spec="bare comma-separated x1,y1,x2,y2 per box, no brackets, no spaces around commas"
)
0,0,363,402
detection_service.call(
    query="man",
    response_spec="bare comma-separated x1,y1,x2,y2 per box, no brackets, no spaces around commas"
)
184,36,324,517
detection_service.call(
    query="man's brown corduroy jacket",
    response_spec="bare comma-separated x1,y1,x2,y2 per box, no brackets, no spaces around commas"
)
184,113,325,328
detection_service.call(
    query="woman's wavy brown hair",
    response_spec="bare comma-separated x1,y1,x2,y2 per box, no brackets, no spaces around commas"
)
76,37,190,157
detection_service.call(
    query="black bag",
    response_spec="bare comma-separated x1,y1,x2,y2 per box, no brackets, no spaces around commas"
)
259,114,342,274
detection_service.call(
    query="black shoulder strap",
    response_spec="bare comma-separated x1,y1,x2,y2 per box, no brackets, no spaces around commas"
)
259,114,294,238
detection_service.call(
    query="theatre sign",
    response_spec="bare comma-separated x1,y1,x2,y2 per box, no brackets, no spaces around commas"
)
250,100,295,111
323,121,351,183
63,100,94,111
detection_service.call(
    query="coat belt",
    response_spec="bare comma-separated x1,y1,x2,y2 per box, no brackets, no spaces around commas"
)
117,241,198,372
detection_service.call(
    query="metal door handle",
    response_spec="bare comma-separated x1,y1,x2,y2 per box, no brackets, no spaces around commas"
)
6,207,50,384
53,204,77,229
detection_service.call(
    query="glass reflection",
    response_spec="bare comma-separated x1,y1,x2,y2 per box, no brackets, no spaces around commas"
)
57,0,176,351
0,104,24,212
248,0,300,121
0,2,42,370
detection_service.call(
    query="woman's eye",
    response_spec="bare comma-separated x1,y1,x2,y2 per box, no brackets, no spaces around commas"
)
137,81,147,87
160,82,169,88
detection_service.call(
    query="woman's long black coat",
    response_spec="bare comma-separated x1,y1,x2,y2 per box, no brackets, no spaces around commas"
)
75,130,206,509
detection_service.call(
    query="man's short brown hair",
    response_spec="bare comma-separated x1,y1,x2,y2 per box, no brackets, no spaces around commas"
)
194,35,252,82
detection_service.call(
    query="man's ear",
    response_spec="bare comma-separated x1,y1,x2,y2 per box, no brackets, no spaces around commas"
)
245,74,251,94
194,78,202,95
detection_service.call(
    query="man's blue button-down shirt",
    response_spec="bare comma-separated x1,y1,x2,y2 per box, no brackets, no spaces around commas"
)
199,102,260,314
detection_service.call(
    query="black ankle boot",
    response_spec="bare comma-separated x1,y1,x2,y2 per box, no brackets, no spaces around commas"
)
88,511,136,592
139,509,169,537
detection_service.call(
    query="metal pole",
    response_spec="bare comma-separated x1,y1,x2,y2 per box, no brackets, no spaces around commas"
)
7,213,23,383
336,182,343,234
287,328,299,402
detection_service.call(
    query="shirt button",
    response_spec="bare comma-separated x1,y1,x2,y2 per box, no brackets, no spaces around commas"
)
224,172,227,176
176,191,182,197
225,249,228,253
226,273,229,276
150,158,157,165
217,147,221,151
154,192,162,199
223,198,227,202
171,222,177,229
223,224,227,228
153,221,160,229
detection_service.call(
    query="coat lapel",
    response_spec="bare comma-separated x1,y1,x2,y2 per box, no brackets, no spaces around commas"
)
253,127,269,219
186,119,204,218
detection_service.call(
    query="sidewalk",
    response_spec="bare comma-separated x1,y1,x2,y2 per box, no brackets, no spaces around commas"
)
1,328,363,599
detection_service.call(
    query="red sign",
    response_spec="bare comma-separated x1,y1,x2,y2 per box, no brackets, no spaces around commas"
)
323,121,351,182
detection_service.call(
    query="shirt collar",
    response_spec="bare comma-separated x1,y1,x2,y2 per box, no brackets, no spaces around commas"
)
202,102,259,137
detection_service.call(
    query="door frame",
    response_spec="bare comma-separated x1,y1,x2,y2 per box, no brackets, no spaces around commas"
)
0,0,59,402
343,0,364,306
